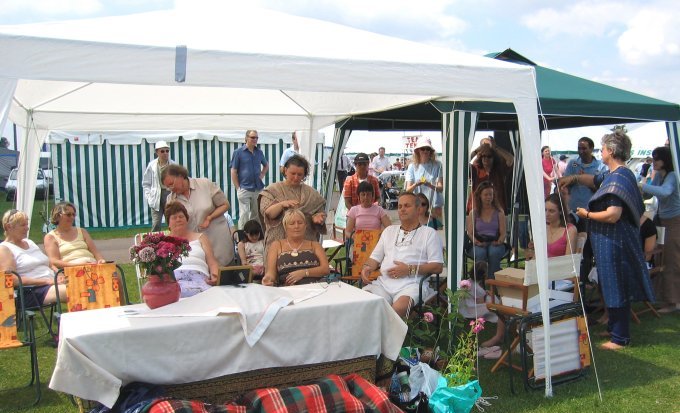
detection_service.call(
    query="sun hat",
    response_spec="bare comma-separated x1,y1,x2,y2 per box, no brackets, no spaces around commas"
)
414,137,434,151
354,153,370,163
155,141,170,150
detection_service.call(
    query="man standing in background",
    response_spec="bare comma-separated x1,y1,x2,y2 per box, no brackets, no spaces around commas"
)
337,151,351,191
371,146,391,177
279,131,299,175
231,130,269,228
142,140,175,232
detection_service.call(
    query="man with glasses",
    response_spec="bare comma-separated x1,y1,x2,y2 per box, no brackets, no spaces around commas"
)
142,140,175,232
343,153,380,209
231,130,269,229
360,192,444,317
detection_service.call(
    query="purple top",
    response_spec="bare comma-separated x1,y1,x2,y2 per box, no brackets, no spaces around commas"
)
474,209,499,237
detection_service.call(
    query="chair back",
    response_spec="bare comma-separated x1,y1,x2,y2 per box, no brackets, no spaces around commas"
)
350,229,381,279
523,254,581,285
61,263,125,312
0,273,20,348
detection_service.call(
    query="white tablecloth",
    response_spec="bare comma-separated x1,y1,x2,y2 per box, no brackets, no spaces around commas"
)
49,283,407,407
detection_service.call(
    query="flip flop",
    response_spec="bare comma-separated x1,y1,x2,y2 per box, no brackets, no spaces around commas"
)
483,348,503,360
477,346,500,357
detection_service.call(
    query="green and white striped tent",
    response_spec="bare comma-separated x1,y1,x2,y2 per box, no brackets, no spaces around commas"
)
47,131,324,229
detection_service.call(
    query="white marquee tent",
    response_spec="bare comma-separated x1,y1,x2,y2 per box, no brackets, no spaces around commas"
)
0,2,561,396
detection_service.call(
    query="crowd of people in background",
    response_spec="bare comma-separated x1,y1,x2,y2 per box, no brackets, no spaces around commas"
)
5,129,679,343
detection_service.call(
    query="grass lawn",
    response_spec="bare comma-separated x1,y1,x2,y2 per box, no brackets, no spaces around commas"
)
1,263,679,412
0,194,143,243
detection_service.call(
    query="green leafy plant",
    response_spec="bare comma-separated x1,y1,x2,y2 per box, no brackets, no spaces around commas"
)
444,317,485,387
406,285,468,359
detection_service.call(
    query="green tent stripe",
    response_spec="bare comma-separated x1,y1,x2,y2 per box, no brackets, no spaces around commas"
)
101,143,111,227
90,146,100,227
443,111,477,287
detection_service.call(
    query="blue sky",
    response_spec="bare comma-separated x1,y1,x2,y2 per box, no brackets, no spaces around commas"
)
1,0,677,152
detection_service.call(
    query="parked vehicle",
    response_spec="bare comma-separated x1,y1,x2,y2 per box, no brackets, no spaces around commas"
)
5,168,48,201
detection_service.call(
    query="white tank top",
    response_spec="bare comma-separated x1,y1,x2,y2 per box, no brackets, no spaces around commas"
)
176,236,209,276
1,239,53,280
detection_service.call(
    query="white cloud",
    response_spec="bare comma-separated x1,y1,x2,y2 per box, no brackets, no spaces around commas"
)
521,2,635,37
251,0,467,42
617,8,680,66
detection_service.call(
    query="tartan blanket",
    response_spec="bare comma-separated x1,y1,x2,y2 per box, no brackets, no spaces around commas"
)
141,374,402,413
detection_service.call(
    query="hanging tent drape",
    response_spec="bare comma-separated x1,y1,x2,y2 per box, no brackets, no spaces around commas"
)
46,131,319,228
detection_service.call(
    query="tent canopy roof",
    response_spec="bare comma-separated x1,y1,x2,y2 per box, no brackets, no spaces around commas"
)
0,6,538,132
342,48,680,131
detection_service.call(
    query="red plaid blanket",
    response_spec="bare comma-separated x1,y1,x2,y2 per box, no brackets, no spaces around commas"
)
143,374,402,413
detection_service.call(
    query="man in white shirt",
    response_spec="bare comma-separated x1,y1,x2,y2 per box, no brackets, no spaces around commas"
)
361,192,444,317
370,146,391,177
279,132,299,175
142,141,175,231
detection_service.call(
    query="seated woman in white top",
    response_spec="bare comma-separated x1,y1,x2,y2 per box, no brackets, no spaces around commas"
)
166,202,219,297
0,209,67,307
43,202,106,271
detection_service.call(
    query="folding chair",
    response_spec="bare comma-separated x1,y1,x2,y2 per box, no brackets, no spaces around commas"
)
232,230,246,265
342,229,382,285
54,263,128,335
0,272,41,406
486,254,585,377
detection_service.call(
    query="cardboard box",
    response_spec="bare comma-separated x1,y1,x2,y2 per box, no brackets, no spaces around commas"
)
493,267,539,309
494,267,527,285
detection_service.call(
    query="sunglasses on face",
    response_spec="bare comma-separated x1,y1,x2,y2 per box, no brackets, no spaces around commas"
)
62,212,76,217
480,155,493,159
158,149,169,153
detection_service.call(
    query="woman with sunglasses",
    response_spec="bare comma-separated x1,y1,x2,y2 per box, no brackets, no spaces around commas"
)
640,146,680,313
44,202,106,271
405,137,444,226
467,142,513,213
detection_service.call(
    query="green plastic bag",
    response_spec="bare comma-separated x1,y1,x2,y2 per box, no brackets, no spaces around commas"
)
429,380,482,413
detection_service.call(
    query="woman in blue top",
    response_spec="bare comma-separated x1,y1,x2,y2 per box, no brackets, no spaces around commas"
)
640,146,680,313
405,137,444,226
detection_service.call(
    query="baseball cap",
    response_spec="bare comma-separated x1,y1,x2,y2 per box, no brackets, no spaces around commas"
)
354,153,370,163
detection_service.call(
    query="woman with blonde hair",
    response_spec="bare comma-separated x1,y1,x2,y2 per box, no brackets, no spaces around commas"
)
44,202,106,271
0,210,66,307
405,137,444,224
262,208,329,286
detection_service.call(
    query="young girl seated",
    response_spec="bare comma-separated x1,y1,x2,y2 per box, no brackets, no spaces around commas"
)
345,181,391,237
238,220,265,277
458,261,506,357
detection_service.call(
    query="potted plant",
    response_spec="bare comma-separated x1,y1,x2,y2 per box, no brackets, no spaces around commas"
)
130,232,191,309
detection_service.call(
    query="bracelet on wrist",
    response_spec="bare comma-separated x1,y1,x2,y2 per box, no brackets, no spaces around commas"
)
587,211,590,219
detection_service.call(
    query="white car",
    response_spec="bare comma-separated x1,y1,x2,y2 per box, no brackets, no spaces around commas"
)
5,168,48,201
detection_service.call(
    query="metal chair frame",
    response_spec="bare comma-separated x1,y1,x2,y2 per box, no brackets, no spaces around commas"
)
1,272,41,406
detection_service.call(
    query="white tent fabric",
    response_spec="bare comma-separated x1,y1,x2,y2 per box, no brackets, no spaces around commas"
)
0,3,555,394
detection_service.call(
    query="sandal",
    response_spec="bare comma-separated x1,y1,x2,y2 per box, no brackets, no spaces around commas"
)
483,348,503,360
477,346,500,357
